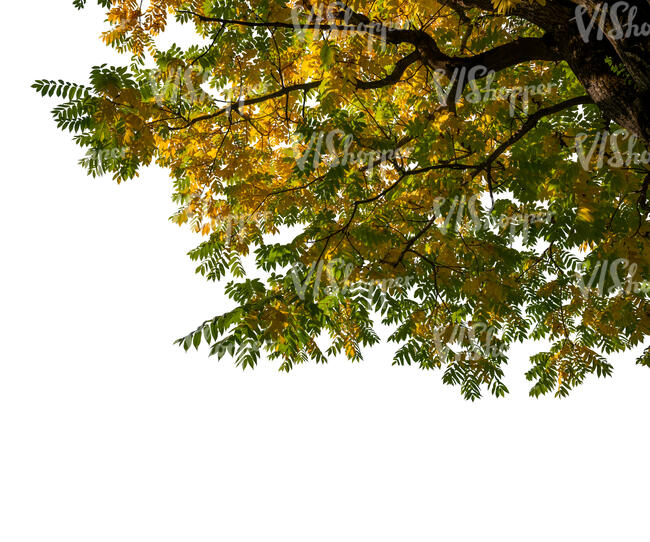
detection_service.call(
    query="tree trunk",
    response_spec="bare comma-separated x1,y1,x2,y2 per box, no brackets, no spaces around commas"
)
459,0,650,143
557,0,650,143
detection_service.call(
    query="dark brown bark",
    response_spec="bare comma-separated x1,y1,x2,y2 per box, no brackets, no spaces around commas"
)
452,0,650,143
555,28,650,142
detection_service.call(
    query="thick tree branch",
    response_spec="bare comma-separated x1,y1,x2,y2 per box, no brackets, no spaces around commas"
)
182,8,561,77
476,95,594,173
170,52,422,129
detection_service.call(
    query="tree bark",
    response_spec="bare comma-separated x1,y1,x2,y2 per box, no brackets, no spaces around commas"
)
456,0,650,143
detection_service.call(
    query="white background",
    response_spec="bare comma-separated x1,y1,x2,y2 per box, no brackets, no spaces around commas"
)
2,2,650,541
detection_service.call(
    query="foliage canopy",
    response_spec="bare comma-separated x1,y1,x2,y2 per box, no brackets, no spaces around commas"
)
37,0,650,398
